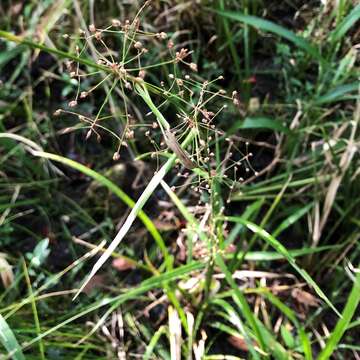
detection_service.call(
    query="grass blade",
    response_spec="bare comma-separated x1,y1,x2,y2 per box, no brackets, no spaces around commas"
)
160,182,267,353
231,117,290,133
273,203,313,237
330,4,360,42
73,128,196,298
19,261,204,353
0,133,171,267
318,269,360,360
315,82,359,105
0,314,25,360
223,216,340,317
143,325,167,360
214,10,321,60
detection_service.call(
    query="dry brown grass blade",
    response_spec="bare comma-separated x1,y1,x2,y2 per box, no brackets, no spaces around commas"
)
0,253,14,288
169,306,182,360
313,95,359,246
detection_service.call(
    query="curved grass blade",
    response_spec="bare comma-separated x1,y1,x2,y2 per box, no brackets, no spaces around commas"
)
73,128,196,298
160,181,267,353
231,117,290,133
0,314,25,360
273,203,314,237
18,261,204,354
330,4,360,42
213,10,321,61
263,292,312,360
31,150,170,263
211,299,261,359
0,133,171,269
223,216,340,317
214,255,266,353
318,269,360,360
315,82,359,105
143,325,167,360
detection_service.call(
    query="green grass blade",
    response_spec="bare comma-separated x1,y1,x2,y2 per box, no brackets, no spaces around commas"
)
231,117,290,133
214,10,321,60
73,127,196,298
223,216,340,317
19,261,204,353
32,150,170,261
330,4,360,42
263,292,312,360
318,270,360,360
273,203,313,237
215,254,266,354
0,314,26,360
211,298,261,359
315,82,359,105
0,133,171,269
143,325,167,360
226,245,342,261
160,182,267,353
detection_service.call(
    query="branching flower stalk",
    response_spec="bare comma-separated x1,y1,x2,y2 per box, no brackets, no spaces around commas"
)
74,104,198,288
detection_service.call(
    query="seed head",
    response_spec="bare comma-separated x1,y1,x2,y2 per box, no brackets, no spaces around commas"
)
156,32,167,40
125,130,134,139
134,41,143,50
113,152,120,161
175,48,189,62
189,63,198,72
112,19,121,27
138,70,146,79
89,24,96,33
68,100,77,107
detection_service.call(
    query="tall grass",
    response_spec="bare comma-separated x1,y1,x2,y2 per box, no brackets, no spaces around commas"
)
0,1,359,359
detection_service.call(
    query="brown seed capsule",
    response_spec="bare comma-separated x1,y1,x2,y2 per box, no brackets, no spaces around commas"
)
134,41,143,50
138,70,146,79
189,63,198,72
112,19,121,27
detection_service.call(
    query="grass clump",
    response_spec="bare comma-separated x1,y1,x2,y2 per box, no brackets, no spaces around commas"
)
0,1,359,359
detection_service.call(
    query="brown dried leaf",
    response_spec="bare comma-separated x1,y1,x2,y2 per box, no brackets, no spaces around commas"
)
0,254,14,288
227,335,249,352
112,257,136,271
291,288,320,307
